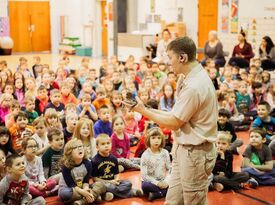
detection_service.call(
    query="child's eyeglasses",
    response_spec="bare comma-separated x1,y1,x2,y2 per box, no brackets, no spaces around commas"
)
27,145,38,149
0,135,9,138
73,145,84,150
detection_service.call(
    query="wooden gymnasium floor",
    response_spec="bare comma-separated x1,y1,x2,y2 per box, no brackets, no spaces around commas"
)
1,54,275,204
45,131,275,205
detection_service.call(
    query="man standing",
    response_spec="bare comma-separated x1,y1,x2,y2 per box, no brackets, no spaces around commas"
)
125,36,218,204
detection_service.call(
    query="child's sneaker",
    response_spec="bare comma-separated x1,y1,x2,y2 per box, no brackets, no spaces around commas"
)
103,192,114,201
95,195,102,203
118,165,125,173
131,189,143,197
213,182,224,192
243,178,259,189
73,199,88,205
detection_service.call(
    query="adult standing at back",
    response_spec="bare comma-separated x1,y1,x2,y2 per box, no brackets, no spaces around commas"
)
125,36,218,204
156,29,172,64
201,30,226,68
259,36,275,71
228,29,254,68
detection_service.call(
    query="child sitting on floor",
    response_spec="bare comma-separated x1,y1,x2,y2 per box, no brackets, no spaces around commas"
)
58,139,110,205
211,132,250,192
92,134,143,199
141,125,171,201
217,108,243,154
22,137,57,198
42,128,64,179
111,115,140,172
242,128,275,186
94,105,112,137
0,154,46,205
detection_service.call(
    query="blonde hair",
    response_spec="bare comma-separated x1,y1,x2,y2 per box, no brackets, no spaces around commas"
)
24,95,35,104
0,93,13,105
138,87,149,96
60,139,87,169
73,118,95,143
65,103,77,111
217,131,232,144
96,133,111,146
44,108,61,128
32,116,46,127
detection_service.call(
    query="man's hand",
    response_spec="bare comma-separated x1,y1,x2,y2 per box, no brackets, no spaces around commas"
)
157,181,169,189
122,96,145,113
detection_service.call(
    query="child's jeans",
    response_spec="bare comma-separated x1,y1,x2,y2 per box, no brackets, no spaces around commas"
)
142,181,168,197
118,158,140,170
229,139,243,154
58,182,106,202
104,179,133,198
29,179,57,197
213,172,250,190
29,196,46,205
242,167,275,185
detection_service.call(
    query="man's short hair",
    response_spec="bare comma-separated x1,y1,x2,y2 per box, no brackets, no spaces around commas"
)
167,36,197,62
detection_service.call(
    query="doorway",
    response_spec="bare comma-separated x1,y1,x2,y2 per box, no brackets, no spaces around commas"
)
198,0,218,60
101,0,108,56
9,1,51,52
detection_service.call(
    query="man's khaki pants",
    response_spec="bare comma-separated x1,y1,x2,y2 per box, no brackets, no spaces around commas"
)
165,142,216,205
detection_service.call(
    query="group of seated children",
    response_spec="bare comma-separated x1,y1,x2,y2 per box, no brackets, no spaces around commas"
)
0,53,274,204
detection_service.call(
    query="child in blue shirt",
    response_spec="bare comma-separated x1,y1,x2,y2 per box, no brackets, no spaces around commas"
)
252,101,275,155
94,105,112,137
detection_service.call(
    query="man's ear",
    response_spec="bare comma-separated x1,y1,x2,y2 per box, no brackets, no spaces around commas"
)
179,54,188,63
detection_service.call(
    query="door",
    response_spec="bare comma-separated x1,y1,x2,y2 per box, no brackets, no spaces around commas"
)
198,0,218,60
9,2,31,52
9,1,51,52
101,0,108,56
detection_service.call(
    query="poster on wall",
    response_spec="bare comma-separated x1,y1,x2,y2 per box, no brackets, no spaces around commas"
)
0,17,9,36
150,0,155,13
108,2,113,21
230,0,239,33
145,14,153,23
153,14,161,23
177,8,183,22
221,0,229,33
0,0,8,17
